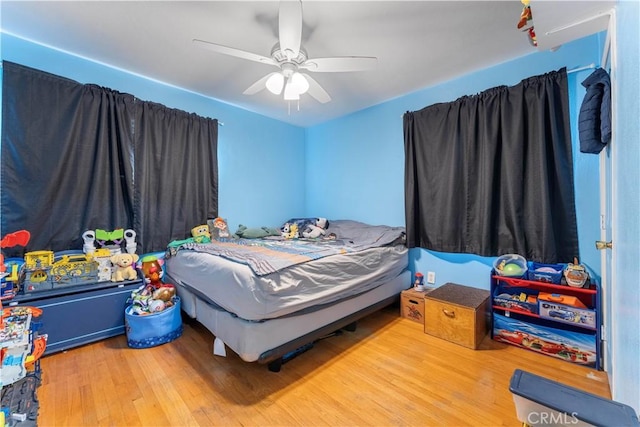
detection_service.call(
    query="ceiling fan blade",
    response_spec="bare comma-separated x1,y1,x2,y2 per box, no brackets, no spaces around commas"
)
278,0,302,60
243,73,276,95
300,56,378,73
300,73,331,104
193,39,276,66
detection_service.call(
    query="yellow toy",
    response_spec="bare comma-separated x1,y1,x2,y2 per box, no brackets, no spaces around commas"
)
281,223,299,239
191,224,211,243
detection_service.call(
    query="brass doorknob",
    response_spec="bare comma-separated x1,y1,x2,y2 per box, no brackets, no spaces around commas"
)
595,240,612,250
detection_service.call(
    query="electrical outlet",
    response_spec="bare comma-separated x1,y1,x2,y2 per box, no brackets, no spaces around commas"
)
427,271,436,284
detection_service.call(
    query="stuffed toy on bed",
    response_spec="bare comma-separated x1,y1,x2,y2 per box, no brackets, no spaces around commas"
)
302,218,330,239
280,217,330,239
281,222,299,239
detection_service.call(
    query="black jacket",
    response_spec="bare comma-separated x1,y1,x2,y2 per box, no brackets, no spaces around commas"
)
578,68,611,154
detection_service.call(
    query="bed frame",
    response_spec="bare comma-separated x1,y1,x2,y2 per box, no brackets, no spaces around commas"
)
174,270,410,372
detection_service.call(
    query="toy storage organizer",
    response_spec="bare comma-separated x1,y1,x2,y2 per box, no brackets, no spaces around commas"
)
124,297,183,349
491,274,601,369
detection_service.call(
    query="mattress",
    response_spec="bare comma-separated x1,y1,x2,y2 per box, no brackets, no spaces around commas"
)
177,270,411,362
165,244,408,321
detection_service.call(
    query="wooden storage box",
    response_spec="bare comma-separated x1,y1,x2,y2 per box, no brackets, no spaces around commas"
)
401,288,429,324
424,283,490,349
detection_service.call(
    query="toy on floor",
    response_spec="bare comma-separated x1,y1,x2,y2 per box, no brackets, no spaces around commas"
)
129,254,176,315
1,305,46,387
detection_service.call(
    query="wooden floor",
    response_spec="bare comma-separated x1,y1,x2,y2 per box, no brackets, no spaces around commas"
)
37,305,610,426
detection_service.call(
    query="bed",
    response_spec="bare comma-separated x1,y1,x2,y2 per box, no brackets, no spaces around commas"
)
164,219,409,371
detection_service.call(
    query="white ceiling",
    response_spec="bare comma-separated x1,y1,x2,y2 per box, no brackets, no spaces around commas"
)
2,1,547,127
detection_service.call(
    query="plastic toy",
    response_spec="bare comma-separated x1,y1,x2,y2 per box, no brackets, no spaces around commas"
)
1,305,46,386
21,250,100,292
110,253,139,282
494,254,528,277
93,248,113,282
1,230,31,283
564,258,589,288
141,255,163,289
83,228,137,255
517,0,532,30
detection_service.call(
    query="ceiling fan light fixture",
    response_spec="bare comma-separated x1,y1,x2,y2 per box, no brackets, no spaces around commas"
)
283,79,301,100
266,72,285,95
291,72,309,95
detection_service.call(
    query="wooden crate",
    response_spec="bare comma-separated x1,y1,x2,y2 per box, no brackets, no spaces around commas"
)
424,283,490,349
400,288,429,324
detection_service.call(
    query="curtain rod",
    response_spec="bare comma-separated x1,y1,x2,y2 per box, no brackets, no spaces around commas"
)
567,63,596,74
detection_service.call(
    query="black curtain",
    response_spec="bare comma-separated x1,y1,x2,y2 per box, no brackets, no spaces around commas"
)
403,68,579,263
1,61,218,256
1,62,136,255
134,101,218,253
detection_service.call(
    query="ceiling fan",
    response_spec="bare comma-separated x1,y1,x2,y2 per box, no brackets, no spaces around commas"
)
193,0,377,104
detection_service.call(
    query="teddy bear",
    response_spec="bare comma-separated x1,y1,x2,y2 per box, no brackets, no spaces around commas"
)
110,253,139,282
302,218,330,239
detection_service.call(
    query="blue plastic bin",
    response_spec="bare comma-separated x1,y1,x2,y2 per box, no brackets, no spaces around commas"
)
124,297,183,349
509,369,639,426
527,262,565,284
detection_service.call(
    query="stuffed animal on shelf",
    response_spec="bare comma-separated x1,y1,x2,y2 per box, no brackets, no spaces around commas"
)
110,253,139,282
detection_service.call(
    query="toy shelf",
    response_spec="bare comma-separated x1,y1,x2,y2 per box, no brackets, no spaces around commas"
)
491,304,597,332
492,275,597,294
491,272,601,369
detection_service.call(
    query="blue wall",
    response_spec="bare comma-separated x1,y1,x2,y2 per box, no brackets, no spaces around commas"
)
612,0,640,413
306,35,604,290
0,33,307,235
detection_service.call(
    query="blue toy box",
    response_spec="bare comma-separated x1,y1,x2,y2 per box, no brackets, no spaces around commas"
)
527,262,565,284
124,297,183,349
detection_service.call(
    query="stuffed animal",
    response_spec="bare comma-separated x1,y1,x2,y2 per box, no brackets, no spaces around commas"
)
302,218,330,239
110,253,139,282
208,217,230,239
191,224,211,243
281,223,299,239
